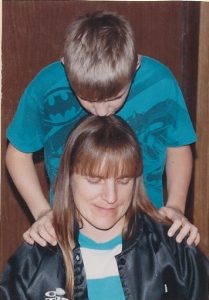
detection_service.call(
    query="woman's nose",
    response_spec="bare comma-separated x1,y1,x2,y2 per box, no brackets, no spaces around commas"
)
102,179,117,204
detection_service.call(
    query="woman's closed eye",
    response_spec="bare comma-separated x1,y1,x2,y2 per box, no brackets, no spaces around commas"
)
86,176,102,184
117,177,131,185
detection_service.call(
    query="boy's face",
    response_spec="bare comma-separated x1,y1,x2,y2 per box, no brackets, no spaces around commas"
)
76,83,131,116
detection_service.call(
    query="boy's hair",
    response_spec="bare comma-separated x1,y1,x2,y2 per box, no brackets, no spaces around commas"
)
64,11,138,101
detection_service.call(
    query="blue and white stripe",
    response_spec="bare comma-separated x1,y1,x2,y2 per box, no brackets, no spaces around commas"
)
78,232,125,300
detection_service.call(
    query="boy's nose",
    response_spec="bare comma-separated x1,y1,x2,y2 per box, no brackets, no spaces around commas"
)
94,103,109,116
102,179,117,204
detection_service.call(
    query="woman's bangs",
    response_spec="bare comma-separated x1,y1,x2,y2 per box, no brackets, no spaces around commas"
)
73,146,141,178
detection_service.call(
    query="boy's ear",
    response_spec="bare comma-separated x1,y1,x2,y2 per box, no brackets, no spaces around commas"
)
60,57,64,64
136,54,141,70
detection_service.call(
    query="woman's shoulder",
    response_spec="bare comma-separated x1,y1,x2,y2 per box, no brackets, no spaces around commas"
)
139,213,198,254
6,242,61,270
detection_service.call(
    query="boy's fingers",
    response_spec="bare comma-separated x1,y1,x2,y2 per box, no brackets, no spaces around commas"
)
160,206,200,246
175,223,191,243
194,233,200,246
168,219,200,246
23,229,47,247
39,226,57,246
186,226,199,245
167,219,182,237
23,231,35,245
44,220,57,240
28,228,47,247
22,210,57,247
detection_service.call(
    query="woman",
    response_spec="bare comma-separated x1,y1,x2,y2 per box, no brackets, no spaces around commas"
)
0,116,207,300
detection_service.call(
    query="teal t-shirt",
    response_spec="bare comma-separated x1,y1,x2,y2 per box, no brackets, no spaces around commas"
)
7,56,197,208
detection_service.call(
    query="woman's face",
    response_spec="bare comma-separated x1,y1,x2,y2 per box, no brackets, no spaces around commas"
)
71,173,135,242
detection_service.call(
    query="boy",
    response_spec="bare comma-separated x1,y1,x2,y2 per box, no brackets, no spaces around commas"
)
6,11,199,246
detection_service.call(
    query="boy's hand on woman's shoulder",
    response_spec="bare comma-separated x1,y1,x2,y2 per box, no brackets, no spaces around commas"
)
23,209,57,247
159,206,200,246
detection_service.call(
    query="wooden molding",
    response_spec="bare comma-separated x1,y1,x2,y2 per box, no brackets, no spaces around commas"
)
194,3,209,257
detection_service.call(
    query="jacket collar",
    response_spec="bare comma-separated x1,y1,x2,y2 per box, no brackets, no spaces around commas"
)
73,213,146,251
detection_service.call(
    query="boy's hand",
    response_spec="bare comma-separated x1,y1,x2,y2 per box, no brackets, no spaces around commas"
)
23,210,57,247
159,206,200,246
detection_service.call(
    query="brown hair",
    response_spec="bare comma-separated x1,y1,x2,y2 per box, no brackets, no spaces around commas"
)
53,115,165,298
64,11,138,101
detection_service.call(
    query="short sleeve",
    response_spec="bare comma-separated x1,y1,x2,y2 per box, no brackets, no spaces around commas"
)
166,77,197,147
6,78,44,153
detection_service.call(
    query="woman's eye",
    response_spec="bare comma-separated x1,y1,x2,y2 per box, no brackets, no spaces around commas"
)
117,177,130,185
86,176,101,184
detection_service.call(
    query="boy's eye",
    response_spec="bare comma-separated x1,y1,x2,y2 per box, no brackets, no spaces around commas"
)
117,177,130,185
86,176,101,184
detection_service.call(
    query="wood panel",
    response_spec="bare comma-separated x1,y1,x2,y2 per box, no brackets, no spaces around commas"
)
1,1,202,270
194,2,209,257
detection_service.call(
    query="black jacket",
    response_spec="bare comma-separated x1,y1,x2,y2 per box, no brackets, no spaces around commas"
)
0,214,208,300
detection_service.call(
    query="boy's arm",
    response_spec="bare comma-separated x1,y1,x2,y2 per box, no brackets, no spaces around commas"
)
159,145,200,245
166,145,192,213
6,143,57,246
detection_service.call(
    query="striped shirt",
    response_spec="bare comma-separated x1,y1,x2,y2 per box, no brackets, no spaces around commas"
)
78,232,125,300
